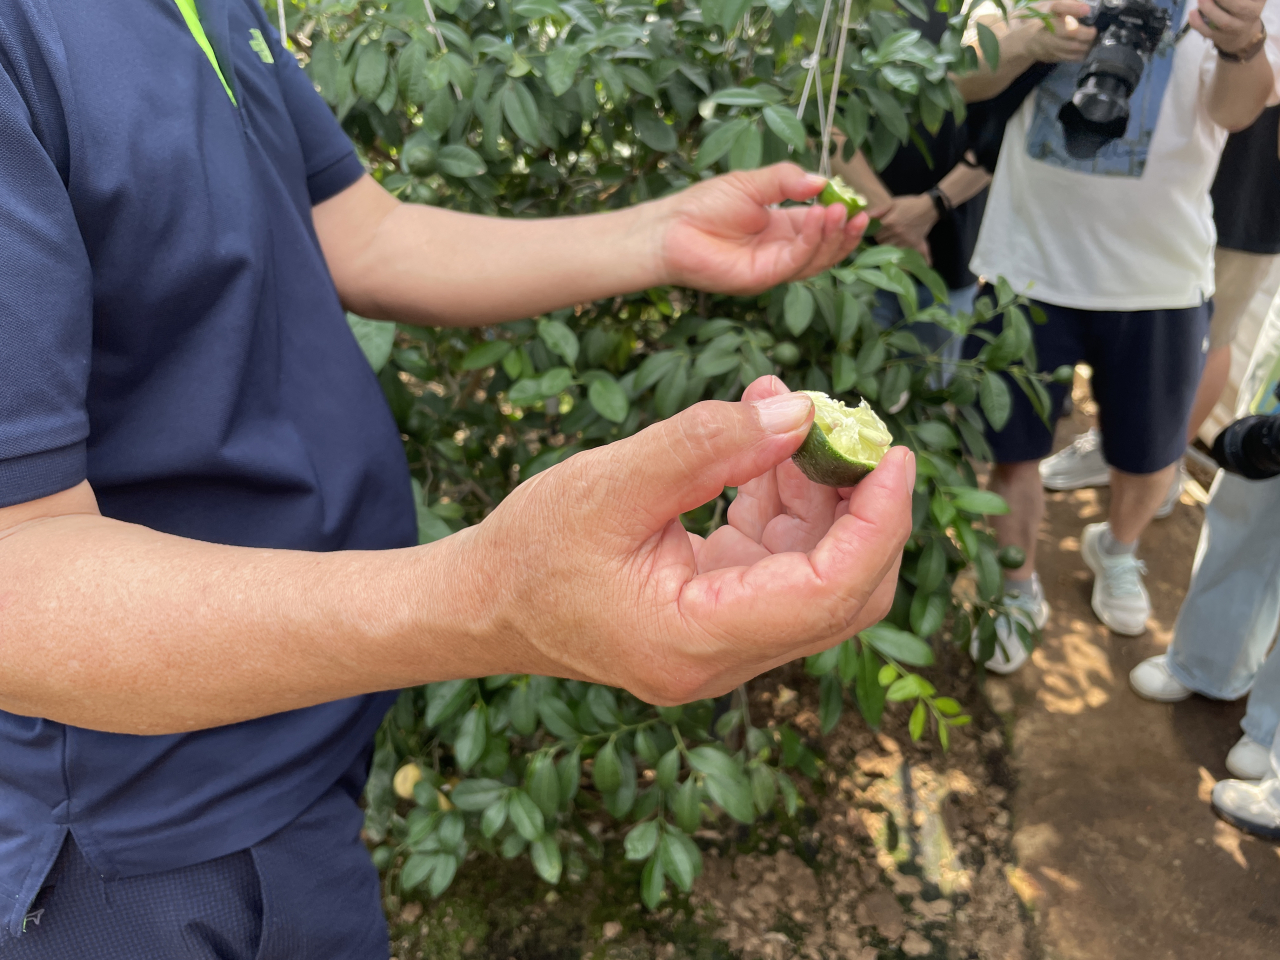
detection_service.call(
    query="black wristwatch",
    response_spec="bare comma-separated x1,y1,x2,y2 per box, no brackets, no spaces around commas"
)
1217,22,1268,63
927,185,953,221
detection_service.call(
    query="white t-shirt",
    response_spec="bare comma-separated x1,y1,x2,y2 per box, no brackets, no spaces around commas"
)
970,1,1280,311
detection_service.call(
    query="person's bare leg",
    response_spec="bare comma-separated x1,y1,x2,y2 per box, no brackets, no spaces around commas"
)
989,460,1044,579
1109,463,1178,545
1187,344,1232,443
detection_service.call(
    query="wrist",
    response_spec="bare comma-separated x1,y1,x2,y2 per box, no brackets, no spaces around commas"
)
637,193,685,288
1217,19,1267,60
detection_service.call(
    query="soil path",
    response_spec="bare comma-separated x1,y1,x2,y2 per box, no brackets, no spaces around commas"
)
997,388,1280,959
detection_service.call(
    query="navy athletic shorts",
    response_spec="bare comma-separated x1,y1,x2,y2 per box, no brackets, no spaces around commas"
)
962,289,1212,474
0,773,388,960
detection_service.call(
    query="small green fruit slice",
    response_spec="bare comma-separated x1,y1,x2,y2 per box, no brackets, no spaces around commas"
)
791,391,892,487
818,175,868,217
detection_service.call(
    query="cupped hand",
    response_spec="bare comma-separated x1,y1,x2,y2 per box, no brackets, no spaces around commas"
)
874,195,936,262
657,163,869,296
462,375,914,705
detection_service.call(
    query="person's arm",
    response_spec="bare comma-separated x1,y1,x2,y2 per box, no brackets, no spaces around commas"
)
952,1,1096,102
0,388,913,735
313,163,864,328
1194,0,1277,131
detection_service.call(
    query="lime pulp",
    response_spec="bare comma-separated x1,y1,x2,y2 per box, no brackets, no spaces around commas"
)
791,391,892,487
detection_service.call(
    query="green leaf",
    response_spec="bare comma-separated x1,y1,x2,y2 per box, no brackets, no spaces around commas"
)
428,853,459,897
593,739,623,794
437,143,487,178
346,314,396,372
538,697,580,740
588,376,630,423
674,777,701,833
481,796,509,838
805,644,840,677
656,748,680,790
784,284,815,336
514,0,563,17
461,339,512,371
634,114,678,152
944,487,1010,516
976,21,1001,71
703,771,756,824
509,789,546,841
557,747,582,806
401,852,436,892
450,778,507,811
832,352,858,393
501,832,528,859
762,104,807,150
975,541,1002,601
887,675,921,701
913,420,958,451
909,700,927,741
501,81,542,145
625,820,661,861
539,366,574,396
619,65,659,101
860,624,935,667
426,679,476,727
838,639,861,684
864,87,910,142
528,754,561,818
910,589,947,639
537,318,579,366
979,371,1012,431
751,764,777,814
354,43,389,101
818,673,843,735
545,44,583,97
728,121,763,170
531,835,563,884
454,705,487,772
706,86,779,106
916,539,946,594
641,853,665,910
659,830,697,891
695,118,749,169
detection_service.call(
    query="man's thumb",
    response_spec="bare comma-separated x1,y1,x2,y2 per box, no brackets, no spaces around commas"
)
603,391,815,529
733,162,829,206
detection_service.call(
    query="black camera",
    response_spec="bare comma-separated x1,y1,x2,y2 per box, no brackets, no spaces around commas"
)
1212,414,1280,480
1058,0,1171,158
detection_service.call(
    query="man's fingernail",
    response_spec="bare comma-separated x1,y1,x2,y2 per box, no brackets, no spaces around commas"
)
755,393,813,434
806,173,828,189
904,450,917,495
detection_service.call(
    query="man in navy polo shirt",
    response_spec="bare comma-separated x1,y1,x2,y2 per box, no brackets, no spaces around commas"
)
0,0,914,956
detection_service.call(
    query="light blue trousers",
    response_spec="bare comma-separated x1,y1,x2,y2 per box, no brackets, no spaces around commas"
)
1167,471,1280,750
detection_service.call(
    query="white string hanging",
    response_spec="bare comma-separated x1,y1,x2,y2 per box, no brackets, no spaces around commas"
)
278,0,289,50
795,0,853,178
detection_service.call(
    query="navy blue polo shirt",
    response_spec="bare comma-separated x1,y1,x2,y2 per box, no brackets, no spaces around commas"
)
0,0,415,934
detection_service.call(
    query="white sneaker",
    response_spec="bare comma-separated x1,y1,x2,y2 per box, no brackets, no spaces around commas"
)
970,574,1050,675
1227,735,1273,781
1212,776,1280,841
1040,428,1110,490
1153,465,1185,520
1080,523,1151,636
1129,654,1192,702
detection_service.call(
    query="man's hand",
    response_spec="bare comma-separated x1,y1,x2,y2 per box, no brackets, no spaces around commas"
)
655,163,869,297
874,195,937,262
463,375,913,705
1189,0,1266,53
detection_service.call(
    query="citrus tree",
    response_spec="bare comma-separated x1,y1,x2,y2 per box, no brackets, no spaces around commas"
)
279,0,1051,908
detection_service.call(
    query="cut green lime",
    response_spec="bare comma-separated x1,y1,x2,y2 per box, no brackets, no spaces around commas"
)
791,391,892,487
997,545,1027,569
818,175,868,218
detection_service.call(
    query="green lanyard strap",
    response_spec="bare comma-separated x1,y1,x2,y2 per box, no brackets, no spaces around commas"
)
173,0,237,105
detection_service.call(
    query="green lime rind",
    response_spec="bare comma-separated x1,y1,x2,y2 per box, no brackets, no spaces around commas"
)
818,175,868,217
790,391,891,488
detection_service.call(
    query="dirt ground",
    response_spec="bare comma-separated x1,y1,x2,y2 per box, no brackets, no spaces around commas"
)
997,377,1280,959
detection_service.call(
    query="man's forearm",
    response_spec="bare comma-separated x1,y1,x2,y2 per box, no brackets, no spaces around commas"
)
315,176,669,328
951,18,1037,102
1205,52,1275,132
0,485,505,734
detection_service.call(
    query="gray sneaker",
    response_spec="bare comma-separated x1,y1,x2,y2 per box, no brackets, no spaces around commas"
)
1040,428,1109,490
1212,777,1280,841
1080,522,1150,636
969,573,1050,674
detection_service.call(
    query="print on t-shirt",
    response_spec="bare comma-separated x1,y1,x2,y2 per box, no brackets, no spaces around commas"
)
1024,0,1185,177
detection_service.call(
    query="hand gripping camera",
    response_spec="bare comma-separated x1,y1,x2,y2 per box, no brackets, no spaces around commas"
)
1212,414,1280,480
1058,0,1172,158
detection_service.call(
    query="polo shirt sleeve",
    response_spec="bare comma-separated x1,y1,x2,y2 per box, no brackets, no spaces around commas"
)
0,67,93,509
266,28,367,205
